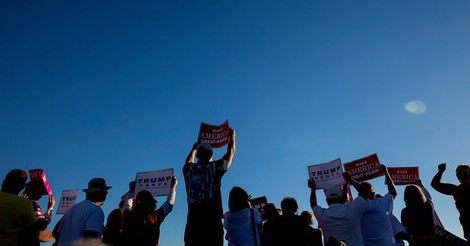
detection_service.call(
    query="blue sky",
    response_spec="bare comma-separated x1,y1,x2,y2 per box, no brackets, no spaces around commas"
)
2,1,470,245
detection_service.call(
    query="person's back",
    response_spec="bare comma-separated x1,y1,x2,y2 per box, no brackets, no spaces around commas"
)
0,169,37,246
270,213,310,246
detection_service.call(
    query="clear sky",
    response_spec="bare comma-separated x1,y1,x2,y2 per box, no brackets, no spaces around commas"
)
1,1,470,245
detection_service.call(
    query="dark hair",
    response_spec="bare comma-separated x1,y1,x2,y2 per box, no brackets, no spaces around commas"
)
404,185,426,207
1,169,27,194
300,211,314,225
86,191,108,203
134,190,156,212
280,197,298,214
24,180,46,200
228,186,250,212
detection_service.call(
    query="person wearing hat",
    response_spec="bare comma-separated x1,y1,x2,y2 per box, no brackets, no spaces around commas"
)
121,176,178,246
56,178,111,246
308,172,371,246
0,169,38,246
183,128,236,246
359,164,397,246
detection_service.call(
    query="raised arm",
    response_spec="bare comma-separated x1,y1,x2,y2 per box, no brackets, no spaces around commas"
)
344,172,370,199
160,176,178,216
222,128,236,168
308,179,318,209
380,164,397,199
431,163,457,195
185,142,199,165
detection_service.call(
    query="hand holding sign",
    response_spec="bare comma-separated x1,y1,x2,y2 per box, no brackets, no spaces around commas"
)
308,179,316,190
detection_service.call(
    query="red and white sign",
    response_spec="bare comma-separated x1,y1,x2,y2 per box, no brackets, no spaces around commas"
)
29,169,52,195
308,158,345,189
343,153,383,182
387,167,419,185
197,120,230,148
57,189,78,214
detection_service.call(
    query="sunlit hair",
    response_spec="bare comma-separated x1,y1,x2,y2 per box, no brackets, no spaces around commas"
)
228,186,250,212
404,185,426,207
300,211,314,225
280,196,298,214
456,164,470,182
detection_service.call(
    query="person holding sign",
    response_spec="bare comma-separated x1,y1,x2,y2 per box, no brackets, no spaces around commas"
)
0,169,38,246
431,163,470,241
309,172,371,246
183,128,236,246
359,164,397,246
57,178,111,246
122,176,178,246
23,181,56,242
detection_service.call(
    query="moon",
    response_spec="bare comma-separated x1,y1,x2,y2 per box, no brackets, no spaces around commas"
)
404,100,427,115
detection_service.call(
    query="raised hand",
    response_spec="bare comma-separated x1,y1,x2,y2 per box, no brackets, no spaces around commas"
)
438,163,446,173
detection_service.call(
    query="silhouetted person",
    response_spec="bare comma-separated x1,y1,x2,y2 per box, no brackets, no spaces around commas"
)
261,203,281,246
183,128,236,246
57,178,111,246
400,185,438,246
269,197,311,246
121,176,177,246
300,211,323,246
309,172,371,246
24,180,56,242
0,169,38,246
103,209,122,246
431,163,470,240
360,164,397,246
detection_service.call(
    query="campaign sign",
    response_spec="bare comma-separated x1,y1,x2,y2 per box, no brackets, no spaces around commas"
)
250,196,268,215
434,225,470,246
343,153,383,182
387,167,419,185
197,120,230,148
134,168,174,197
57,189,79,214
29,169,52,195
308,158,344,189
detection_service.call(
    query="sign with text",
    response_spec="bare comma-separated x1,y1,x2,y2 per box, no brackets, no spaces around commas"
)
434,225,470,246
250,196,268,215
198,120,230,148
57,189,79,214
134,168,174,197
387,167,419,185
343,153,383,182
308,158,344,189
29,169,52,195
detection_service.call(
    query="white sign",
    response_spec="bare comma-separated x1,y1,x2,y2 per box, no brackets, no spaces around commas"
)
134,168,174,197
57,189,79,214
308,158,345,189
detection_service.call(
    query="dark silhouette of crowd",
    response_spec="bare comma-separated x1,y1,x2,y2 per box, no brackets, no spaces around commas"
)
1,128,470,246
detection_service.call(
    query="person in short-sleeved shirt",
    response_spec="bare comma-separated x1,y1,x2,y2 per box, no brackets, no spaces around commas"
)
183,128,236,246
57,178,111,246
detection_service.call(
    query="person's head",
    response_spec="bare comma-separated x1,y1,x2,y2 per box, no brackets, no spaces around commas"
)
135,190,157,212
1,169,28,194
24,180,47,200
280,196,298,215
300,211,314,226
228,186,251,212
360,182,375,199
128,181,136,191
195,143,214,162
262,203,280,221
456,164,470,185
404,185,426,207
325,186,344,205
83,178,111,204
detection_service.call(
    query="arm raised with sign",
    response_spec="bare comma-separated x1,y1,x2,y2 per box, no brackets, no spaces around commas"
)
380,164,397,199
185,142,199,165
344,172,371,199
308,179,318,209
222,128,236,168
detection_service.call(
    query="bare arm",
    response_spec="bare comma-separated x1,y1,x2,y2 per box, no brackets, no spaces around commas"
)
308,179,318,209
431,163,457,195
185,142,199,165
344,172,370,199
222,128,236,168
380,164,398,199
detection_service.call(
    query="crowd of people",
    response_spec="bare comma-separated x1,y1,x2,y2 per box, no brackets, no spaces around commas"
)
1,128,469,246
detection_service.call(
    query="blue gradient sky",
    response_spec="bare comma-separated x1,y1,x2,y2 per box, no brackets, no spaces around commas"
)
2,1,470,245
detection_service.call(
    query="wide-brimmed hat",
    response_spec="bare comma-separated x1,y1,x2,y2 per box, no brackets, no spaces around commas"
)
82,178,112,193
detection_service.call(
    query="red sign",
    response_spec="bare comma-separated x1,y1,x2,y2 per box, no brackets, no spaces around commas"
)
197,120,230,148
387,167,419,185
29,169,52,195
343,153,383,182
